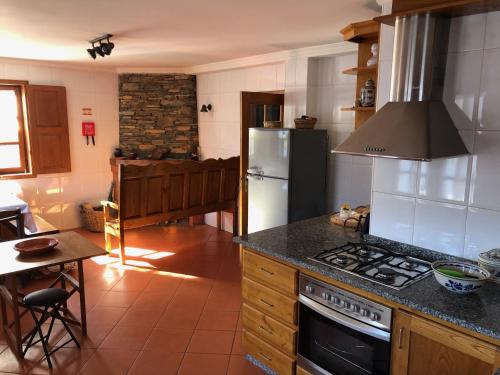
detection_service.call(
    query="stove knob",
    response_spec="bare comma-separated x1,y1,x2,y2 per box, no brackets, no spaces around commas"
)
321,292,331,301
305,285,314,294
361,308,370,317
370,312,381,321
331,296,341,305
350,304,360,313
342,300,351,309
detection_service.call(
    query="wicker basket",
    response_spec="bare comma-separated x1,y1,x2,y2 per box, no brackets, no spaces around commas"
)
80,204,105,232
294,116,317,129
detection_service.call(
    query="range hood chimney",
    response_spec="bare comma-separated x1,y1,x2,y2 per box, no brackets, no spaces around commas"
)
334,13,469,161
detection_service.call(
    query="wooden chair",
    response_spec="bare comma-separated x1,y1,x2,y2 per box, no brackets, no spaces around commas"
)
0,209,25,240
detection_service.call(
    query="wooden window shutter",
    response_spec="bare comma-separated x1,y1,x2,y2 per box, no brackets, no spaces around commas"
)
26,85,71,174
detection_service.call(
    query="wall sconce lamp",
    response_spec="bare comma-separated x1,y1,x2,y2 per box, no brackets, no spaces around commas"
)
200,104,212,113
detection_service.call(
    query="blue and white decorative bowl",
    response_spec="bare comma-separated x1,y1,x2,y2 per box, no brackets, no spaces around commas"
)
431,261,490,294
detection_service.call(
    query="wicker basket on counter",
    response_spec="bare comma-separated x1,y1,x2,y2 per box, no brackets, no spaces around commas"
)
294,116,317,129
80,203,105,232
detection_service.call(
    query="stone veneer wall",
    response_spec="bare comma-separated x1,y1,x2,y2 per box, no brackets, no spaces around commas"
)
119,74,198,158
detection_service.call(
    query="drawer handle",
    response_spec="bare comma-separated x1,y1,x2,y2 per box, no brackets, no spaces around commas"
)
258,351,272,361
260,267,274,276
260,299,274,308
398,328,405,349
259,325,273,335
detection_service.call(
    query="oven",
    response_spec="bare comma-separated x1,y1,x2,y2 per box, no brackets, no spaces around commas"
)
298,274,392,375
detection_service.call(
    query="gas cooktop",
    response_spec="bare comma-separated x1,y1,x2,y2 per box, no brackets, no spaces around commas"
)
309,242,432,290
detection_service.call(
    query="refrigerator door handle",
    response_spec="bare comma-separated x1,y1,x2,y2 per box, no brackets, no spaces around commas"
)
247,166,263,175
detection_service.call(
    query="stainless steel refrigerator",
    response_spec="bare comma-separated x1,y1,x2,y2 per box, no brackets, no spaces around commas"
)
247,128,328,233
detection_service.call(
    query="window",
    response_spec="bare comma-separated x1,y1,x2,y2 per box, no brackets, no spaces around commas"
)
0,84,28,175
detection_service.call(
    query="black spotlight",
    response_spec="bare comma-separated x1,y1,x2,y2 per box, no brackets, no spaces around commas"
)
100,37,115,55
87,34,114,59
87,43,97,60
94,43,105,57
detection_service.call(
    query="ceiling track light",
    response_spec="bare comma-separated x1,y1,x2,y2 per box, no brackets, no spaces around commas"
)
87,34,114,59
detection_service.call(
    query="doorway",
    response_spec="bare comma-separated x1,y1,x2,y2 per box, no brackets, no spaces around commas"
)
239,91,285,235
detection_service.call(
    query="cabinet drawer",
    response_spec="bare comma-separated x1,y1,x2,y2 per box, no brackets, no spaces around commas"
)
242,277,297,325
243,250,297,295
243,329,295,375
242,303,296,355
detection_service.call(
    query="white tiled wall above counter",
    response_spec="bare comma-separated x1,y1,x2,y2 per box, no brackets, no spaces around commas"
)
370,11,500,260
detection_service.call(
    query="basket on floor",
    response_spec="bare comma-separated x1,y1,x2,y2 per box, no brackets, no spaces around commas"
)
80,204,104,232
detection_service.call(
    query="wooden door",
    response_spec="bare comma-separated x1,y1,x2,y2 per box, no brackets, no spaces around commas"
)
391,310,499,375
240,92,284,235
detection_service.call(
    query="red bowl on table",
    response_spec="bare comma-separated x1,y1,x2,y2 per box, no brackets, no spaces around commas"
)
14,238,59,256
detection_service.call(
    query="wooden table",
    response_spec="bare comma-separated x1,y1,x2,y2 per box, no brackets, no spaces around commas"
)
0,232,106,355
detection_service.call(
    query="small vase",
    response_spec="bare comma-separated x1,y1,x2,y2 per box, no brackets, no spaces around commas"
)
360,79,376,107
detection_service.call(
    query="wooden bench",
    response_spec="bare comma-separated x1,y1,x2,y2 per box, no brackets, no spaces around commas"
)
103,157,240,264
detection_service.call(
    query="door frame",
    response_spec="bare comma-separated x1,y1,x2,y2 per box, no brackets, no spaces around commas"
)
239,91,284,235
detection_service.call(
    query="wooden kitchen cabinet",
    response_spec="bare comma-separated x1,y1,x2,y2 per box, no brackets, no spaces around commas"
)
391,310,500,375
241,249,298,375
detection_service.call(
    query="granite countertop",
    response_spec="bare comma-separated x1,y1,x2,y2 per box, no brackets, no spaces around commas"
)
234,215,500,342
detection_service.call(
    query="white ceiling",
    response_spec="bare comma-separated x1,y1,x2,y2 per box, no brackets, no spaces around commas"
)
0,0,380,69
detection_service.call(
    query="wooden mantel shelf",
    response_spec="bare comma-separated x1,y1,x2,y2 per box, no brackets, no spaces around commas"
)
342,66,377,75
340,20,379,43
375,0,500,26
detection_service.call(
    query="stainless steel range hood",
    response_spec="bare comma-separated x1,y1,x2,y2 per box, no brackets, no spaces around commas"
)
333,13,469,161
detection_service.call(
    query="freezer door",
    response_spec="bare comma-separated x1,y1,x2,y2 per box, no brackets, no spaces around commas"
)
248,175,289,234
248,129,290,179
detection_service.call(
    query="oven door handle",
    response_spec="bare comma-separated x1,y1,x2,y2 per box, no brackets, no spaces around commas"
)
299,295,391,342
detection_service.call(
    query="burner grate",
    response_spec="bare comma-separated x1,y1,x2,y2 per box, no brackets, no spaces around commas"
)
309,243,433,290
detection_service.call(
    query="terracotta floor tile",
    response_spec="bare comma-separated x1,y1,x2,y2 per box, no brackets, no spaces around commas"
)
85,306,128,326
196,310,239,331
0,345,43,374
178,353,230,375
100,324,153,350
132,290,174,310
187,330,235,354
28,348,95,375
110,275,151,292
96,291,140,308
117,306,163,329
231,331,244,355
236,312,243,331
227,355,266,375
157,308,202,330
144,328,193,352
77,348,140,375
58,323,115,349
128,351,183,375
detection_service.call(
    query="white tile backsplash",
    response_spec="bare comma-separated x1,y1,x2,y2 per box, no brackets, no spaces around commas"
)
371,12,500,258
443,51,482,130
413,200,467,256
478,48,500,130
484,11,500,50
371,192,415,244
448,13,486,52
464,207,500,259
373,158,418,196
469,131,500,210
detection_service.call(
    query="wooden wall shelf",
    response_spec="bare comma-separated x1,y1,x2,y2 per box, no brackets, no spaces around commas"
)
342,66,377,75
341,107,375,112
340,20,380,129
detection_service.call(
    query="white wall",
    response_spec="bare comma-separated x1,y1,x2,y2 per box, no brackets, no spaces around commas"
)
197,63,286,230
308,55,373,212
370,11,500,260
0,58,119,230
